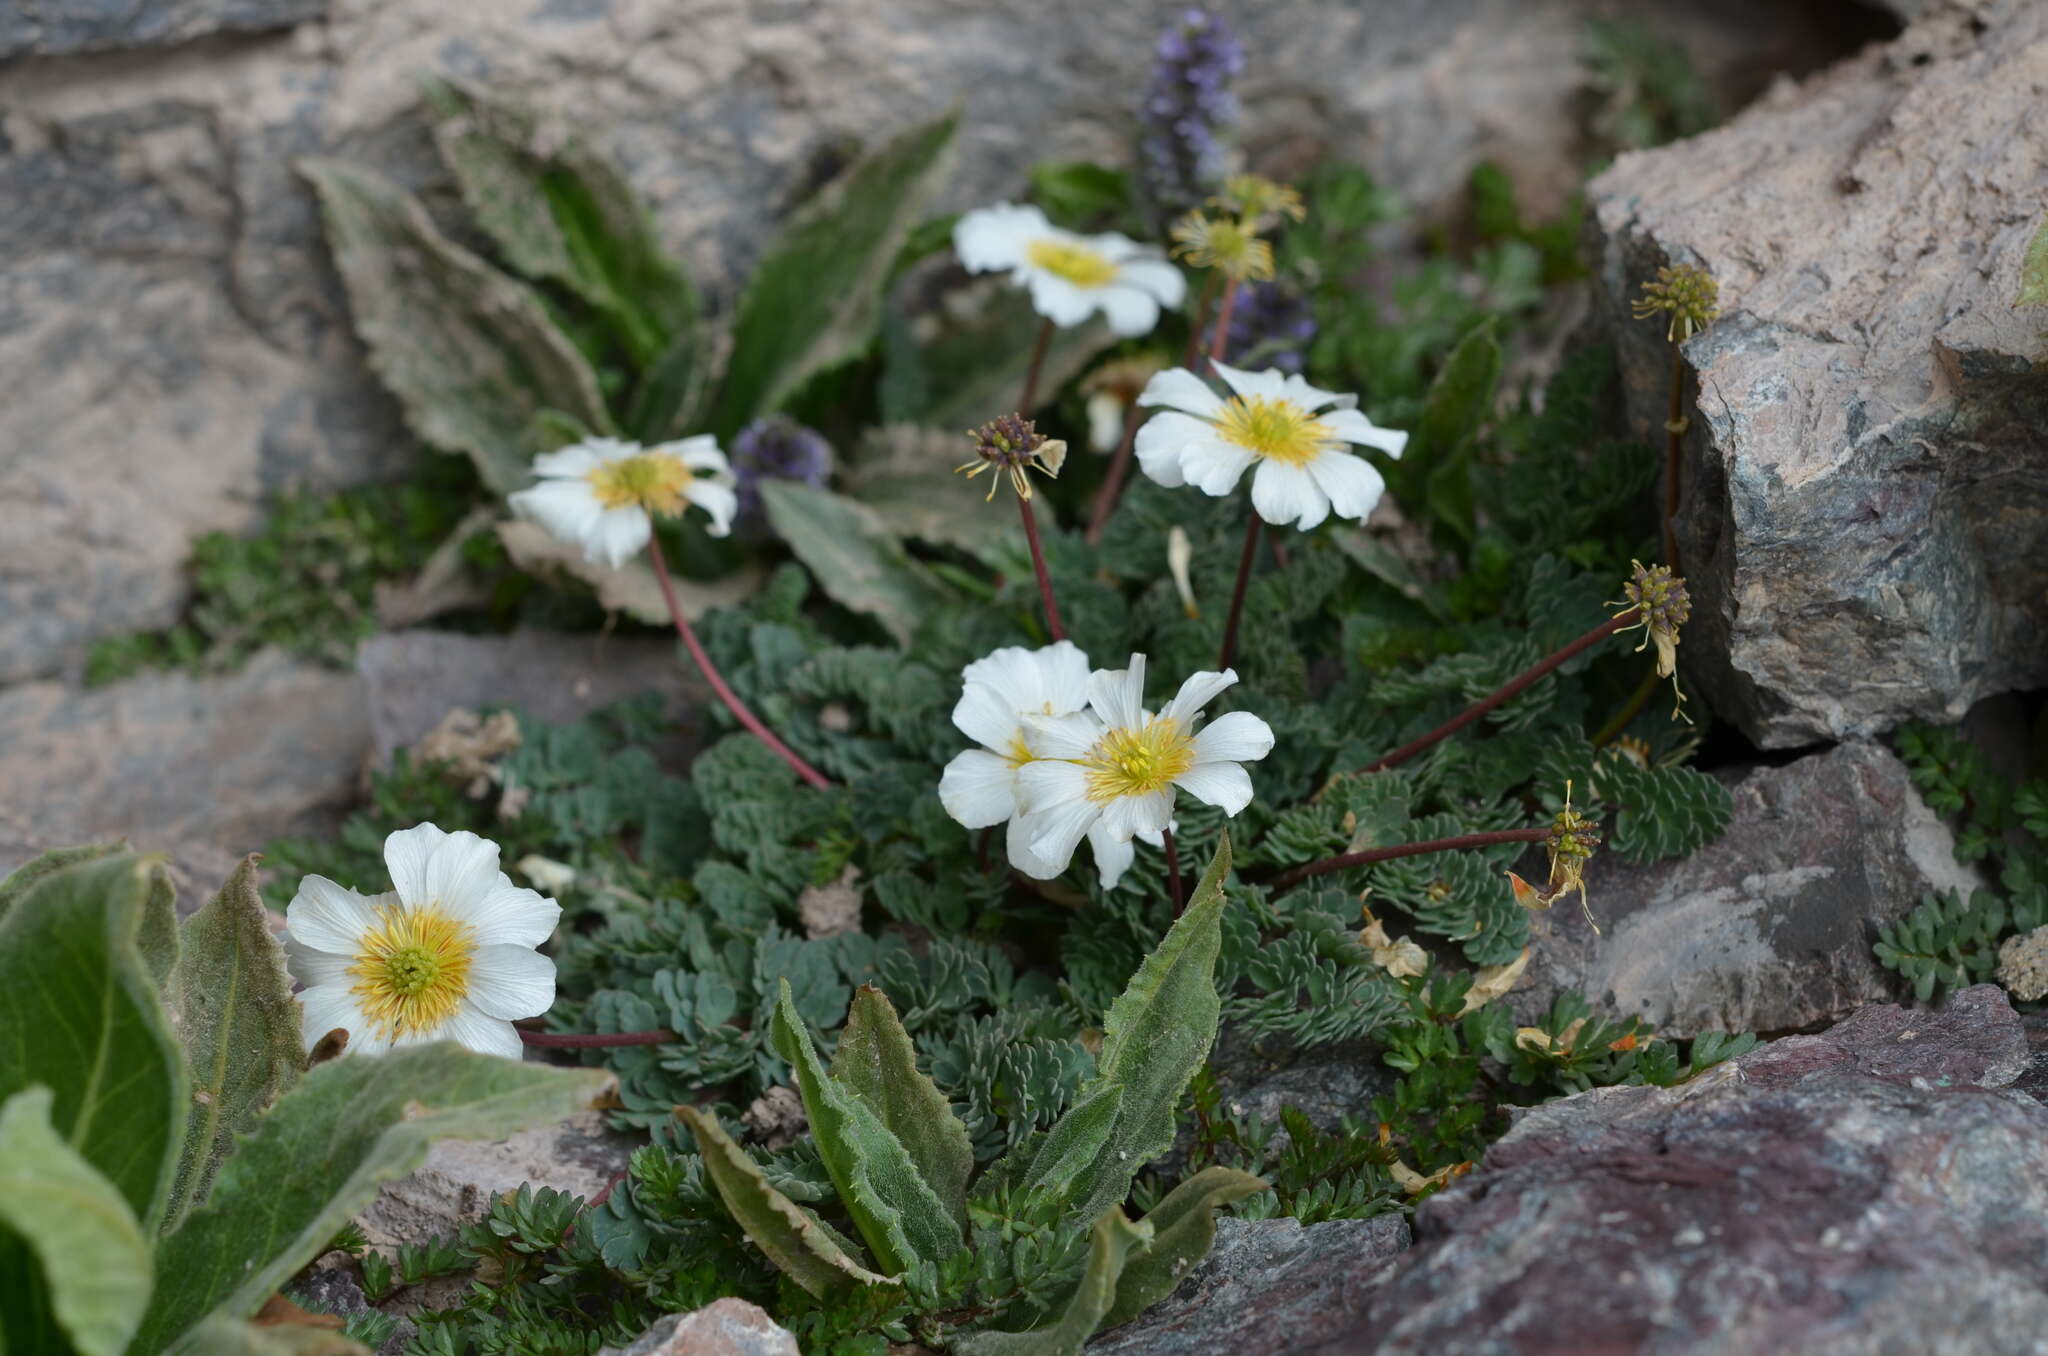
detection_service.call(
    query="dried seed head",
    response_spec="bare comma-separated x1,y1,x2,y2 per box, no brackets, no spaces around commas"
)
1506,781,1604,933
958,413,1067,502
1613,560,1693,719
1631,263,1719,343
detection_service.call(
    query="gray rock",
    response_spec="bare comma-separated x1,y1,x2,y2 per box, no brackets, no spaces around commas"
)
354,627,710,766
293,1261,417,1356
1090,1214,1411,1355
1515,741,1980,1035
0,0,326,58
1589,0,2048,748
0,649,368,897
601,1299,799,1356
0,0,1870,680
1319,985,2048,1355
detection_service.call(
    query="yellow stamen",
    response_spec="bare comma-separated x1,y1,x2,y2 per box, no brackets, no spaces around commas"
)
349,904,475,1042
1006,733,1035,767
1026,238,1119,289
1080,717,1195,803
1213,395,1332,467
586,452,694,515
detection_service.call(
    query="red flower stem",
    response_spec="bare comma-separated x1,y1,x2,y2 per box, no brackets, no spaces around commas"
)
1019,317,1056,414
1208,279,1240,367
1269,828,1550,892
1216,514,1261,670
518,1027,676,1048
1360,609,1641,773
1663,343,1684,573
1184,274,1220,368
1017,493,1067,641
648,542,832,790
1085,404,1145,546
1163,825,1185,917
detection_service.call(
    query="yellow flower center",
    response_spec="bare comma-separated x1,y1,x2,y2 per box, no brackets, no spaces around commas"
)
1006,733,1035,768
1213,395,1333,467
349,905,475,1042
1080,717,1195,803
1026,238,1119,289
586,452,693,515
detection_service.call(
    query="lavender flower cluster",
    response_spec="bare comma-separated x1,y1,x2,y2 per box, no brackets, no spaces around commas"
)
727,416,833,526
1138,9,1245,226
1204,280,1317,374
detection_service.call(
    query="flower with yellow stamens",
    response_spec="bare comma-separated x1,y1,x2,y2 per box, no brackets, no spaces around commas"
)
939,641,1094,880
510,435,737,568
1170,210,1275,282
958,414,1067,503
282,824,560,1058
954,203,1186,336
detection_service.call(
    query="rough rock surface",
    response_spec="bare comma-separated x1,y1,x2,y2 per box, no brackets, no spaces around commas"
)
1590,0,2048,747
601,1299,799,1356
1091,1214,1411,1355
1320,985,2048,1354
355,627,710,765
1513,741,1980,1035
0,649,368,895
0,0,327,57
0,0,1873,681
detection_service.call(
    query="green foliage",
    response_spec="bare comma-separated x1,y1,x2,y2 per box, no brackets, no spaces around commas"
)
1876,889,2048,1003
759,482,957,645
2019,215,2048,308
1582,18,1720,152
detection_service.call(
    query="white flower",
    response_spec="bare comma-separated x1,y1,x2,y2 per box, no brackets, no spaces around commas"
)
938,641,1094,878
282,824,562,1059
955,203,1187,338
1134,362,1408,530
508,435,739,569
1013,653,1274,888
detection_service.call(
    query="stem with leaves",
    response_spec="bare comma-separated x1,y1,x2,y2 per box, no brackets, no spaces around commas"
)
1269,827,1550,892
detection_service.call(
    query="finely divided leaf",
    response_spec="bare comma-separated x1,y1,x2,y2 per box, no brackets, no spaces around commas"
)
0,1087,153,1356
162,855,307,1233
759,482,953,645
831,985,974,1229
0,852,186,1234
134,1046,610,1354
770,980,965,1275
676,1105,894,1297
1103,1166,1269,1329
953,1209,1152,1356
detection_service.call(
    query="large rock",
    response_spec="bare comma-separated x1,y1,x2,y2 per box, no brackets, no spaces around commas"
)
601,1300,799,1356
0,0,326,58
1514,740,1981,1035
0,0,1873,682
1320,985,2048,1354
1589,0,2048,748
0,649,368,894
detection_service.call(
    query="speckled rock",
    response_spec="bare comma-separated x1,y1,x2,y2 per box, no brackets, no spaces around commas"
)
1514,741,1981,1035
1320,985,2048,1355
0,0,326,57
1589,0,2048,747
601,1299,799,1356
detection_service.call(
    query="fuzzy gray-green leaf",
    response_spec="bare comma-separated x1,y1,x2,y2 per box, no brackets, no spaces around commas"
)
1103,1166,1269,1329
1020,1081,1123,1212
1068,834,1232,1225
162,855,307,1233
676,1105,894,1297
708,111,959,437
298,157,614,495
133,1046,610,1354
0,851,186,1234
0,841,124,929
831,985,974,1230
953,1209,1152,1356
770,980,965,1275
759,481,953,645
0,1087,153,1356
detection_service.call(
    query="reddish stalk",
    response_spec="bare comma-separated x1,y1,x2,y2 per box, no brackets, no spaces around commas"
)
1662,344,1684,573
1269,828,1550,892
1085,404,1145,546
1207,279,1240,371
1183,273,1221,368
1359,609,1641,773
1019,317,1056,414
1216,515,1261,671
1017,493,1068,641
649,543,832,789
1163,825,1185,917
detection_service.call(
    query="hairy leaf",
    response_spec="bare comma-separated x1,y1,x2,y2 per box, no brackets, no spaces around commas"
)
953,1209,1152,1356
0,1087,153,1356
709,111,959,436
831,985,974,1229
676,1105,893,1297
0,842,124,928
135,1046,610,1353
770,980,965,1275
1020,1082,1123,1211
1104,1166,1269,1328
162,855,307,1233
298,157,614,495
0,851,185,1233
759,482,953,645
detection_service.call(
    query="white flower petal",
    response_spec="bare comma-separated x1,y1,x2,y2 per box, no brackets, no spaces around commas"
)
690,479,739,538
1020,799,1100,878
383,823,447,909
530,443,610,478
940,749,1021,828
954,684,1025,752
1192,710,1276,764
1250,459,1330,531
283,935,354,990
1278,372,1350,411
1135,411,1218,488
1321,408,1408,458
1023,712,1103,761
1211,361,1289,400
591,507,652,568
465,944,558,1021
652,436,727,473
1006,815,1062,878
398,827,503,918
440,1004,527,1059
1162,668,1238,726
1017,757,1090,811
1036,641,1094,716
509,479,605,548
1098,787,1174,841
1305,448,1389,523
284,876,380,956
1026,272,1098,328
459,880,563,948
1173,761,1255,815
297,983,368,1055
1096,284,1163,338
1088,823,1136,891
1113,255,1188,307
1089,654,1148,731
1137,367,1225,418
1180,437,1258,496
954,203,1049,272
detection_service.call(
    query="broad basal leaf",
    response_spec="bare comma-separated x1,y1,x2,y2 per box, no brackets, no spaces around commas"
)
0,842,123,929
0,1087,153,1356
830,985,973,1229
298,157,614,495
1019,1082,1123,1216
953,1209,1151,1356
898,283,1116,431
1404,317,1500,543
708,111,959,437
676,1105,893,1297
496,520,767,624
1103,1166,1268,1328
134,1046,610,1354
0,851,185,1234
759,481,953,645
162,855,307,1233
